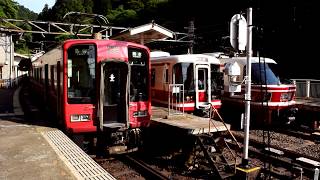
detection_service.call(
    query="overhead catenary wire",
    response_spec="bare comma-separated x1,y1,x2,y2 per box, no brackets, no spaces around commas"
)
255,5,272,178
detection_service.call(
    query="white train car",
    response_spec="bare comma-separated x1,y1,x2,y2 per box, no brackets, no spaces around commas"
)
150,52,223,115
207,53,297,125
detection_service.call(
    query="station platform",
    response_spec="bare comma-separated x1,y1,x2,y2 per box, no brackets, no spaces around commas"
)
0,86,115,180
151,106,230,134
295,97,320,111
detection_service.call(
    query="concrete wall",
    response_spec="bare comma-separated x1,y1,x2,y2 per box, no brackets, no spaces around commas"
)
0,33,13,81
0,33,27,88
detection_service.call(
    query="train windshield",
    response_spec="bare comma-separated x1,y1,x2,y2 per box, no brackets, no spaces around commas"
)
173,63,194,93
67,44,96,104
251,63,280,85
128,48,149,102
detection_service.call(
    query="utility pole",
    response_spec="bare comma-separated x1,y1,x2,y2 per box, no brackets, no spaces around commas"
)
185,20,195,54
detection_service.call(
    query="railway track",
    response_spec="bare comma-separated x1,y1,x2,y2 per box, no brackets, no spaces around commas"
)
121,155,171,180
228,130,320,179
93,153,196,180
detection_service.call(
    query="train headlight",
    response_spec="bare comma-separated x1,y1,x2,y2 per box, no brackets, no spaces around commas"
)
71,115,80,122
264,92,272,102
133,110,148,117
80,114,90,121
70,114,90,122
280,93,290,102
211,95,217,100
185,96,193,102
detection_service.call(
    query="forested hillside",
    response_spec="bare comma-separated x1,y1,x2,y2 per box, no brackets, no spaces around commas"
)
0,0,317,78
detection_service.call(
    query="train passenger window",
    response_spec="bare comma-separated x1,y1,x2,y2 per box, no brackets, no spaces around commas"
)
67,44,96,104
173,63,194,96
50,65,54,90
198,69,205,90
165,68,169,83
39,68,42,82
151,69,155,87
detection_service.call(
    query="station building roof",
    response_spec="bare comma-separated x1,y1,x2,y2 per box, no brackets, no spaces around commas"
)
111,22,174,45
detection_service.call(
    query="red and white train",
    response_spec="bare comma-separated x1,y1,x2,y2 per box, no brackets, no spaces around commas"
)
29,39,151,154
150,52,223,115
212,53,297,125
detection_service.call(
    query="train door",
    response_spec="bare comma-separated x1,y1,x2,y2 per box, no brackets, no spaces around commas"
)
98,61,129,130
195,65,211,109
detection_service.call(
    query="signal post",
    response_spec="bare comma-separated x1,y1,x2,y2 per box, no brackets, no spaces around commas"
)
231,7,261,179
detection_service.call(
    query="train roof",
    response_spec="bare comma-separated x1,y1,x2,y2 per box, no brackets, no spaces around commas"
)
151,53,220,65
63,39,149,50
219,56,277,65
203,53,277,65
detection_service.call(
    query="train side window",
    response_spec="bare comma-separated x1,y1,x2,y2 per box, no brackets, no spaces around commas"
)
50,65,55,90
37,68,39,80
164,68,169,84
36,69,38,80
151,68,155,87
40,67,42,83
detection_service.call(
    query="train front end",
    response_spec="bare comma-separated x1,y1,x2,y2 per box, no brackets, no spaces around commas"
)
250,62,297,124
63,41,97,134
96,41,151,155
220,56,298,126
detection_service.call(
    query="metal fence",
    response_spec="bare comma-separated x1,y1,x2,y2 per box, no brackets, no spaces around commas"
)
0,76,25,89
291,79,320,99
168,84,184,116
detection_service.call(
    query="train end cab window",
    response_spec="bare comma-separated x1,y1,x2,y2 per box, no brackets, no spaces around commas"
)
128,47,149,102
67,44,96,104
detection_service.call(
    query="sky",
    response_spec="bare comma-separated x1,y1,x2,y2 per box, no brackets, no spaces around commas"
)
15,0,55,14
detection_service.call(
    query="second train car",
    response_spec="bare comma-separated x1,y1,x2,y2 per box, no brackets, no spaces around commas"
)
29,39,151,154
150,51,223,115
213,53,297,126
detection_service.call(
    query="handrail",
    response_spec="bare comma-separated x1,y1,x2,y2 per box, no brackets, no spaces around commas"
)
208,103,240,173
209,103,241,149
168,84,184,116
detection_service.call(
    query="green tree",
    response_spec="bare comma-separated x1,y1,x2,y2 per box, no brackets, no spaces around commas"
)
51,0,85,22
0,0,18,18
38,4,51,21
107,6,138,26
93,0,112,15
17,5,37,20
83,0,94,14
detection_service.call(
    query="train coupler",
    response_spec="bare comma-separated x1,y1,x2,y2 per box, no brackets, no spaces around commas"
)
282,107,298,125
